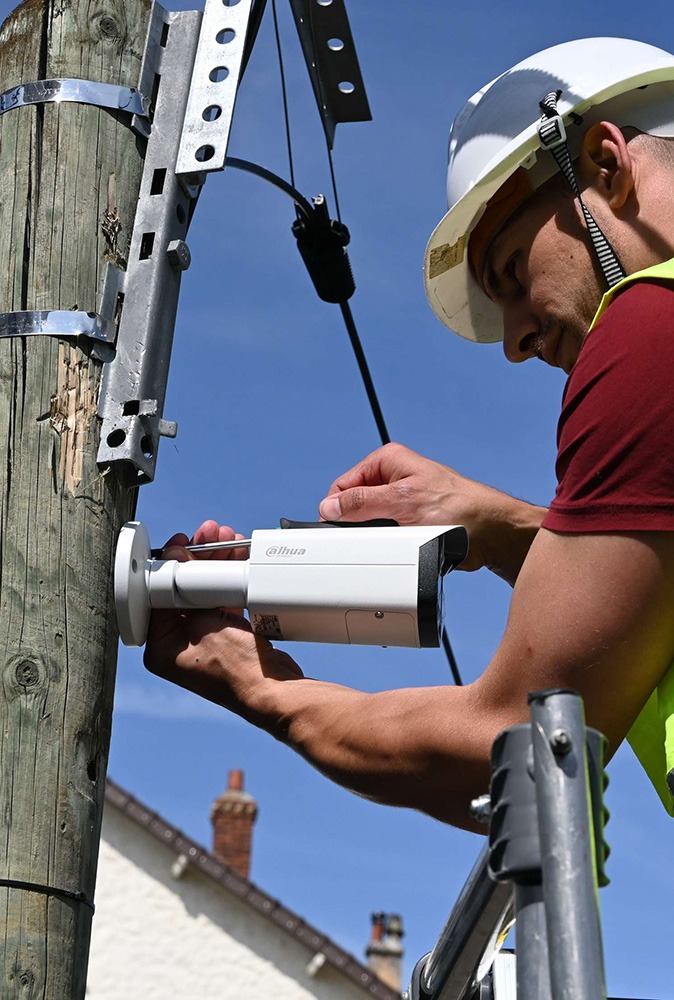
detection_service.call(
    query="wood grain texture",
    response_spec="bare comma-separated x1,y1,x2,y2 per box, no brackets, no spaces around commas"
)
0,0,150,993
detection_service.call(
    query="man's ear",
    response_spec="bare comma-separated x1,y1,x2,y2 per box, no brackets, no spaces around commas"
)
578,121,634,210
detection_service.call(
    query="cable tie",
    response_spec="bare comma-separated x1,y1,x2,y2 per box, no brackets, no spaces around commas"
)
0,877,95,911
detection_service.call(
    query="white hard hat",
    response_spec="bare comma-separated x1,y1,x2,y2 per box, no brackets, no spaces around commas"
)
425,37,674,343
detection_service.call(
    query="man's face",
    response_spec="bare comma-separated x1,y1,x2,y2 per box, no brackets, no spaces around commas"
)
476,183,606,374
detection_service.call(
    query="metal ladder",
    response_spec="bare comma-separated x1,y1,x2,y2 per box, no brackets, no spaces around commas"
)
403,689,653,1000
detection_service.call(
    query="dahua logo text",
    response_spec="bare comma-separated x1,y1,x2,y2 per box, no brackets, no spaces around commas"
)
266,545,307,557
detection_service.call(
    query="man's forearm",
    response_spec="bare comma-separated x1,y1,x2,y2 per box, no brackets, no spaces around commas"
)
255,678,495,831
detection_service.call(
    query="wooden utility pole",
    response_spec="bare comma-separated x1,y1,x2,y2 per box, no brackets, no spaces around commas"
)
0,0,149,991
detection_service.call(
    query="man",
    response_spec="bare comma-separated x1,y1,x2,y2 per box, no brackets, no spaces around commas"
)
145,37,674,831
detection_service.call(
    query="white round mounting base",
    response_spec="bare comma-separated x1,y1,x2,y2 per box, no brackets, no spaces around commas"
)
115,521,152,647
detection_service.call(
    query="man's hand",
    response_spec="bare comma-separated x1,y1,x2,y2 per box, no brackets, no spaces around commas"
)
319,442,547,583
143,520,304,725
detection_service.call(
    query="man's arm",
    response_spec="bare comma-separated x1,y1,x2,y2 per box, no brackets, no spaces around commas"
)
145,525,674,831
318,443,546,585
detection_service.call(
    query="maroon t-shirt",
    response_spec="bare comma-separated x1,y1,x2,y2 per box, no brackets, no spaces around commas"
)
542,281,674,533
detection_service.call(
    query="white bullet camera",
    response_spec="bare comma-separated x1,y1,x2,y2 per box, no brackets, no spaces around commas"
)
115,521,468,648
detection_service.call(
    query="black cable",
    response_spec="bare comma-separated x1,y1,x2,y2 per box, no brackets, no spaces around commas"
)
339,302,390,445
224,156,314,219
325,146,342,225
442,624,463,688
270,0,296,190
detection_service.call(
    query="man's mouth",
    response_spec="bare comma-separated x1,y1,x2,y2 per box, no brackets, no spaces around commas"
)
519,324,574,371
531,327,560,367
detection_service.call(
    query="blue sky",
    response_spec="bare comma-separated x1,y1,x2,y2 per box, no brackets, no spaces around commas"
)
9,0,674,992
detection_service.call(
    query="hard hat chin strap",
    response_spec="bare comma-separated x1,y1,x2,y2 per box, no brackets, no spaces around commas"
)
538,90,627,289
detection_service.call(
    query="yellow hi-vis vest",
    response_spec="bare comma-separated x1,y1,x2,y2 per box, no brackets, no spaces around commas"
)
589,257,674,814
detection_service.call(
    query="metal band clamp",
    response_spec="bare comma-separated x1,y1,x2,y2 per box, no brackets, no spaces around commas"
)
0,310,116,361
0,79,149,126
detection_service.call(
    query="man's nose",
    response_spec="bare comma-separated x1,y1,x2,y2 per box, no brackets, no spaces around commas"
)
502,303,542,364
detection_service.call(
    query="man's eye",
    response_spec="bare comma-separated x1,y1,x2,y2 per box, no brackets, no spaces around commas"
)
504,255,524,292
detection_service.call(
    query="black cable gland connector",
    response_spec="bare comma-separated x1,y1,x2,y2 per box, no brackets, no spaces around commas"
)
292,194,356,303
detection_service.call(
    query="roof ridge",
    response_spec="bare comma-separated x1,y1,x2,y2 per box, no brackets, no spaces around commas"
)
103,777,401,1000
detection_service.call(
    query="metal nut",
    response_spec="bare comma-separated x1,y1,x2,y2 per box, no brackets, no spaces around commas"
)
469,794,492,824
166,239,191,271
550,728,572,756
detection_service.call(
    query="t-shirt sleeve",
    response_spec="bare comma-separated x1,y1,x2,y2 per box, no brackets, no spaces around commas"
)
542,281,674,533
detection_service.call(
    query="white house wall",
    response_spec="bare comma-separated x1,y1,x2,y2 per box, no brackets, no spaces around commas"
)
86,805,373,1000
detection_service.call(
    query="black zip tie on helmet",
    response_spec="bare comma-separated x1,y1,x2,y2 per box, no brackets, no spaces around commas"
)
538,90,627,289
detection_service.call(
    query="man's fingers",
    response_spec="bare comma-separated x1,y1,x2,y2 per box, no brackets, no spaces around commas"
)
319,483,400,522
227,532,250,562
326,451,391,495
182,607,251,643
162,545,193,563
163,532,190,549
192,520,232,545
323,443,415,501
146,608,186,641
190,522,249,561
162,522,247,562
162,531,194,563
219,606,250,625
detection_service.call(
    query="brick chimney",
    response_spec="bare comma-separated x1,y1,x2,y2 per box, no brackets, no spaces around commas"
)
211,770,258,879
366,912,404,991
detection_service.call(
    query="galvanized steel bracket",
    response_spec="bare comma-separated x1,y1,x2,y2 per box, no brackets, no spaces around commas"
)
96,0,252,484
97,3,201,484
175,0,252,176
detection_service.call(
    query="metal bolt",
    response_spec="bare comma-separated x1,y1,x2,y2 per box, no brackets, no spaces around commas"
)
469,794,492,824
550,728,572,755
166,239,191,271
158,418,178,439
374,611,384,619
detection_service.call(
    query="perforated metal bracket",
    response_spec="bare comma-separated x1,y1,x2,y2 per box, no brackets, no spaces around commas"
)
288,0,371,149
97,3,204,484
0,79,150,135
176,0,252,175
